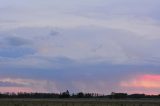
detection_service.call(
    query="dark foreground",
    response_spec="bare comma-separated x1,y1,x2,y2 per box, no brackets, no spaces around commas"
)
0,99,160,106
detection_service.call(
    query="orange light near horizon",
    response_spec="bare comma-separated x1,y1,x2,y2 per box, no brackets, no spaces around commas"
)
120,74,160,89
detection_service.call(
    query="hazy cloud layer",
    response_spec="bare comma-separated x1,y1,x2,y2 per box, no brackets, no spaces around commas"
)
0,0,160,94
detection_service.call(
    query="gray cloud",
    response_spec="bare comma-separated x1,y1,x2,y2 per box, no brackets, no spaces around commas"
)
1,26,160,64
0,0,160,94
5,36,31,46
0,58,160,93
50,30,59,37
0,47,36,58
0,81,24,87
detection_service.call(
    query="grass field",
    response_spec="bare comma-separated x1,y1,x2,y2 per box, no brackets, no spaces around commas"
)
0,99,160,106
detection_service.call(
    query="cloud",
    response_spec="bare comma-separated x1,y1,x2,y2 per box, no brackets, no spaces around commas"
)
0,46,35,58
0,27,60,58
0,82,23,87
0,62,160,94
50,30,59,37
0,0,160,94
120,74,160,89
0,78,59,93
34,26,160,65
0,87,33,93
5,36,31,46
0,25,159,65
71,80,111,94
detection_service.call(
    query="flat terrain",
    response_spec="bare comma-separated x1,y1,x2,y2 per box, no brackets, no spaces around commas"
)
0,99,160,106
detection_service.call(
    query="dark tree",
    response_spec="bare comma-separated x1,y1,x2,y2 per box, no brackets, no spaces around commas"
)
59,90,70,98
77,92,84,98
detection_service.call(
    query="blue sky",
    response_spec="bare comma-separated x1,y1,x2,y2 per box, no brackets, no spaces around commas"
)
0,0,160,94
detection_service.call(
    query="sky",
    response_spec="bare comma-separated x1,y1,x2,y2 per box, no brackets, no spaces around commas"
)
0,0,160,94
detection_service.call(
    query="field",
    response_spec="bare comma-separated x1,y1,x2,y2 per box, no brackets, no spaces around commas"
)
0,99,160,106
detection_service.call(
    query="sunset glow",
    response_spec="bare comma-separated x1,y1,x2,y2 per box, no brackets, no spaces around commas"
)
121,74,160,88
0,87,33,93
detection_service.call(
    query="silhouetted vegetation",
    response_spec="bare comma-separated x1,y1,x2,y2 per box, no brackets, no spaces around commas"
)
108,92,128,99
59,90,70,98
0,91,160,99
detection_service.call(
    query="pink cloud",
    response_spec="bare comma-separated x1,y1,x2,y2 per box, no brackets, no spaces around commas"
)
0,78,60,93
141,74,160,81
120,74,160,89
0,87,33,93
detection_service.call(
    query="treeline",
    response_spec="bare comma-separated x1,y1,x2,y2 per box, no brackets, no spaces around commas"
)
106,92,160,99
0,91,160,99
